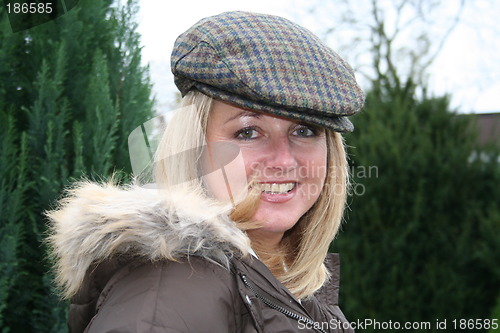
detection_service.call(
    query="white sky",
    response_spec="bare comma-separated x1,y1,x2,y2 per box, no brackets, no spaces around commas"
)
136,0,500,115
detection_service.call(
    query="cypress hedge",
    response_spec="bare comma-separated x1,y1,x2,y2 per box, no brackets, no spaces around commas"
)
333,81,500,332
0,0,154,331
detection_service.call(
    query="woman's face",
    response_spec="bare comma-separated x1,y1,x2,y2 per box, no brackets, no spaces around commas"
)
205,101,328,237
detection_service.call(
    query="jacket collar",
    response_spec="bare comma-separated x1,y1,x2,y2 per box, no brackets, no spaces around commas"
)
232,252,342,331
235,252,341,307
316,253,341,306
47,181,252,298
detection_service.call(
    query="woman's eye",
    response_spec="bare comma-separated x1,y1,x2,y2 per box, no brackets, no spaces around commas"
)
235,127,258,140
294,126,317,137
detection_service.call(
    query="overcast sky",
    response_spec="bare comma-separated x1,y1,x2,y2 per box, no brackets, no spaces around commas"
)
136,0,500,115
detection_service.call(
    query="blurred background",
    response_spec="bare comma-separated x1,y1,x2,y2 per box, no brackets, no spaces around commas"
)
0,0,499,332
137,0,500,115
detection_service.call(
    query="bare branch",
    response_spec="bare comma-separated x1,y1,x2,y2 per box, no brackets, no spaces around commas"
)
420,0,465,72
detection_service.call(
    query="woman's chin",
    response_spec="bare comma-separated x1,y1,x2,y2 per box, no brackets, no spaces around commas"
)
251,204,302,233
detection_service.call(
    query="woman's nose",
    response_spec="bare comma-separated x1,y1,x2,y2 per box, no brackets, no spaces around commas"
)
263,136,298,170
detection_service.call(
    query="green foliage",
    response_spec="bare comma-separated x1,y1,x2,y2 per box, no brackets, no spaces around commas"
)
0,112,31,332
0,0,154,331
84,49,119,175
489,294,500,333
333,81,500,332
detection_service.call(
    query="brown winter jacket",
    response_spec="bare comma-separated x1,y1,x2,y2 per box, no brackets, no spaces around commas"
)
47,181,354,333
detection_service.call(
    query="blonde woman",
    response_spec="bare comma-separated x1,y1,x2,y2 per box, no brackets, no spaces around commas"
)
47,11,364,333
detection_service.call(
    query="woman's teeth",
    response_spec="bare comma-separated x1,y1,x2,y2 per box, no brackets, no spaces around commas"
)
258,182,296,194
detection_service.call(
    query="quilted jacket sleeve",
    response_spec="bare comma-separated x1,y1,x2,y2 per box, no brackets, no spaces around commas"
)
84,258,241,333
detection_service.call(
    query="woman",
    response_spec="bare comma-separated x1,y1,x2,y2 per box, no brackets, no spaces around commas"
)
47,11,364,333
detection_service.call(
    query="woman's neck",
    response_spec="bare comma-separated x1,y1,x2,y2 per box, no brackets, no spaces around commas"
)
246,229,283,253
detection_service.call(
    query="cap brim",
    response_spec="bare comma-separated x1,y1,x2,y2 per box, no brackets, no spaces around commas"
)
195,84,355,132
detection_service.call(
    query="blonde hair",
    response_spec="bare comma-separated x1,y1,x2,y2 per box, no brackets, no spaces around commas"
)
155,91,349,299
153,94,211,191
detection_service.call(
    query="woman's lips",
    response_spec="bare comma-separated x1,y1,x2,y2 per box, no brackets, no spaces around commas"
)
258,182,298,203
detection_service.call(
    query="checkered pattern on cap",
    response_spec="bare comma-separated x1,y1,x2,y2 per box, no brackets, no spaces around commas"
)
171,11,364,132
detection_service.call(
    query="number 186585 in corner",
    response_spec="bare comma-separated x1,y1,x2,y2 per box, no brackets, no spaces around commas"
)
5,1,53,14
451,318,498,330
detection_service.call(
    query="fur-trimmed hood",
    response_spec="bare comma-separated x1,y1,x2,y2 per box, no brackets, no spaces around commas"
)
46,181,252,299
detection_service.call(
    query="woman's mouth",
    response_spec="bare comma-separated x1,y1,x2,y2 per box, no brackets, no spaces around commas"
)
255,182,296,194
252,182,298,203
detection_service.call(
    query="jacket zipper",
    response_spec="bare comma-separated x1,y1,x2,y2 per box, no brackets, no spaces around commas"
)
239,274,328,333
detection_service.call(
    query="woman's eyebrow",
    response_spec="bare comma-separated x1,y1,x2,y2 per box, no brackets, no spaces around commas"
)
224,111,262,124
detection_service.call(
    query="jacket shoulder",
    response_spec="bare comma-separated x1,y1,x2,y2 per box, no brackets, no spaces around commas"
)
85,257,242,333
302,253,354,333
316,253,341,306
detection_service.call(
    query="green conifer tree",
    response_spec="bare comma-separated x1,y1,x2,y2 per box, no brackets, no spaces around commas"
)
333,81,500,332
0,0,154,331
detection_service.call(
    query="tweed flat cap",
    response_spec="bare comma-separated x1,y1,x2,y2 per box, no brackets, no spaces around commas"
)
171,11,364,132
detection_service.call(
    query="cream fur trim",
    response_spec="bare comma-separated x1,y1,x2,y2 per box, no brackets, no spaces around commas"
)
46,181,251,299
